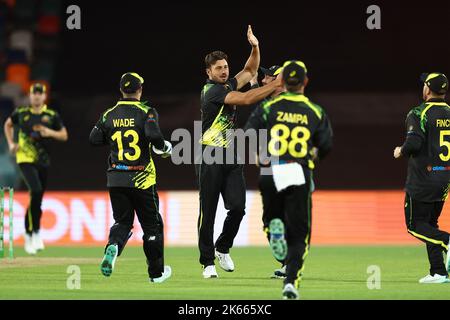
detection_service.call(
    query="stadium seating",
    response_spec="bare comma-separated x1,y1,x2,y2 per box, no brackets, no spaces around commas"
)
13,0,36,20
40,0,62,15
9,29,33,61
0,0,62,188
0,81,22,106
6,48,27,64
37,15,61,35
6,63,30,92
4,0,16,9
31,59,54,82
0,97,15,122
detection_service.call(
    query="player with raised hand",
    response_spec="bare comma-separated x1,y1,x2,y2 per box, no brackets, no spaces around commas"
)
198,25,282,279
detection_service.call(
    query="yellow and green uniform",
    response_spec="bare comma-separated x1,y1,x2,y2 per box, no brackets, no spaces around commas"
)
9,104,65,234
401,97,450,276
200,78,238,148
403,98,450,202
10,105,64,166
89,98,165,189
197,77,246,267
90,97,168,278
245,92,333,288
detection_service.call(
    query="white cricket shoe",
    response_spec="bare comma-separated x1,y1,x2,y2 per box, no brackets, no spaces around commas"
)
24,234,37,255
282,283,300,300
418,274,450,284
271,265,287,279
215,250,235,272
150,266,172,283
32,231,45,251
203,265,218,279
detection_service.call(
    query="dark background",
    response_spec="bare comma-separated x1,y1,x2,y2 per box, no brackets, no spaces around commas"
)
24,0,450,190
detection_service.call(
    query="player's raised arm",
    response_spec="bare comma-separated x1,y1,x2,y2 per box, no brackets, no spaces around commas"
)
234,25,260,90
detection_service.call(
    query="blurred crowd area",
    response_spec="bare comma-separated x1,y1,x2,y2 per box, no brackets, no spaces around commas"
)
0,0,63,187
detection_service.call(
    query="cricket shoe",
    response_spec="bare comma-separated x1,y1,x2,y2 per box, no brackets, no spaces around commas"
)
269,219,287,261
203,265,219,279
24,233,37,255
446,237,450,273
32,231,45,251
282,283,299,300
215,250,234,272
271,265,287,279
101,244,118,277
150,266,172,283
418,274,450,284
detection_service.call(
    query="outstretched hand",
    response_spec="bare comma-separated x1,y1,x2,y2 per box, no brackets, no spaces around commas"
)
247,25,259,47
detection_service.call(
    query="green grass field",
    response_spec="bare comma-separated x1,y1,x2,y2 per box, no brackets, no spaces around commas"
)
0,245,449,300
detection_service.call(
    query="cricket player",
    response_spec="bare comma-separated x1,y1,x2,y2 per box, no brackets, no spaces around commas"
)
198,25,282,278
245,60,333,299
3,83,68,255
89,72,172,283
248,64,290,278
394,72,450,284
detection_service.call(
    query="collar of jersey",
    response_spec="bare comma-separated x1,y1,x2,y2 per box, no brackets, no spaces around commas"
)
281,92,305,97
120,98,140,102
425,98,447,104
117,99,140,105
206,79,227,85
29,104,48,115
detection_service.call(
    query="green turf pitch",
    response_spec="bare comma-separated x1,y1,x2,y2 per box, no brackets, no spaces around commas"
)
0,246,449,300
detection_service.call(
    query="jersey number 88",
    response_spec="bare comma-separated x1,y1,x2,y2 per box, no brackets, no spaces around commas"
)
268,123,311,158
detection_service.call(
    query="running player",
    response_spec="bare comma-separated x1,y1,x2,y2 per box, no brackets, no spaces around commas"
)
394,72,450,284
245,60,333,299
89,72,172,283
248,64,289,278
3,83,68,255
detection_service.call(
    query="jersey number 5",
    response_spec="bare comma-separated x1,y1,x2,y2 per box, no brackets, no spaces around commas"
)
268,124,311,158
439,130,450,162
111,130,141,161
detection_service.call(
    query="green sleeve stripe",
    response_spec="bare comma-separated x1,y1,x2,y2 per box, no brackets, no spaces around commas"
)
202,84,214,96
44,109,56,116
419,102,449,132
17,106,29,113
102,104,120,121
